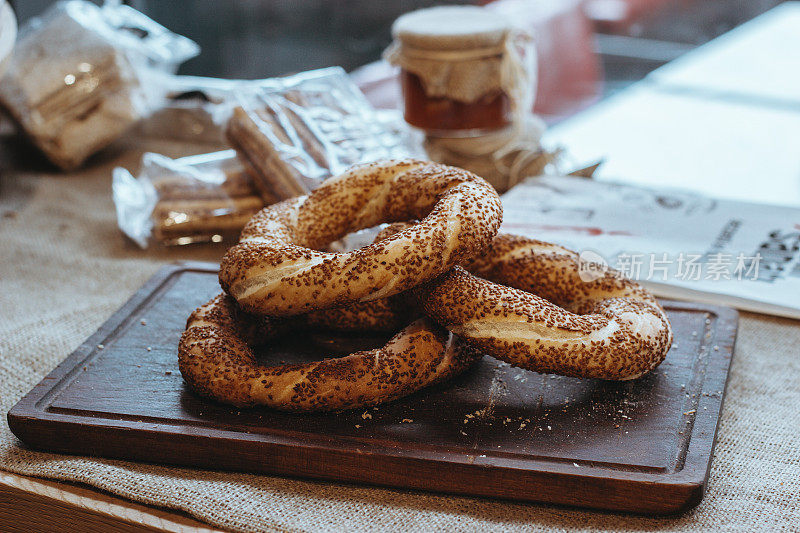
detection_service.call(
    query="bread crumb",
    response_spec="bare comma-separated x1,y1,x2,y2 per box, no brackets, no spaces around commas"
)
361,411,372,420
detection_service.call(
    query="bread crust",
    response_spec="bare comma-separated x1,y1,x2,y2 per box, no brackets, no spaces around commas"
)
218,159,503,317
178,294,480,410
415,235,673,380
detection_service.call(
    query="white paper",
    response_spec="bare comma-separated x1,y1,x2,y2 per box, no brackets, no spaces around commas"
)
542,86,800,208
501,176,800,319
648,3,800,105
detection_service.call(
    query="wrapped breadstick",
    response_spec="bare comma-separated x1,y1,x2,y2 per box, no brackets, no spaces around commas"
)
152,196,264,246
225,67,422,201
113,150,270,248
0,0,198,170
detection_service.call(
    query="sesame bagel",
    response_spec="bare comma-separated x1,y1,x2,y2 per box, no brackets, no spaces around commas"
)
218,159,502,316
414,234,673,380
179,294,480,410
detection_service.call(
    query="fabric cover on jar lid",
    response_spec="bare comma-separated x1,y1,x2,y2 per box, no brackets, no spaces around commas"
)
392,6,510,54
386,6,520,104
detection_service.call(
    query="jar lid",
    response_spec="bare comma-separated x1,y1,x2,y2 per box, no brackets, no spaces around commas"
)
392,6,511,52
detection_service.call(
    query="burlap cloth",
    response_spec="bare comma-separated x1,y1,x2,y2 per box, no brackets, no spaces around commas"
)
1,137,798,532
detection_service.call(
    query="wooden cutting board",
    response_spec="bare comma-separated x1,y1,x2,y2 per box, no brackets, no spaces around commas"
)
8,263,738,515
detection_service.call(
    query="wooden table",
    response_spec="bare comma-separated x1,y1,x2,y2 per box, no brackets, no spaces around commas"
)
0,473,221,533
2,3,799,531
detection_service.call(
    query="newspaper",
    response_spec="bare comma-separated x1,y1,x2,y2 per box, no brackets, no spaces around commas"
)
501,176,800,319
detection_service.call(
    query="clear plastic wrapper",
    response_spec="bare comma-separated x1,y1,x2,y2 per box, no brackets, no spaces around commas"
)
113,150,266,248
93,0,199,73
135,75,251,147
0,0,198,170
225,67,424,201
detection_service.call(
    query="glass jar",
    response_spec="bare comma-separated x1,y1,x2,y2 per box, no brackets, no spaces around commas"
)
400,70,512,132
386,6,520,137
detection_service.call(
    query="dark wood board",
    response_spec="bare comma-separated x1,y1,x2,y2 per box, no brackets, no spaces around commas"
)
8,263,738,515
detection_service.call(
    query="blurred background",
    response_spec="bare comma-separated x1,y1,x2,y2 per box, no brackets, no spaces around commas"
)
9,0,788,122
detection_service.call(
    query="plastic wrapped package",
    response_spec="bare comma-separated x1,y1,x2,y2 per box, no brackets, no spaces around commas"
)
138,68,423,179
113,150,269,248
0,1,198,170
135,75,252,147
225,67,424,201
93,0,199,73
